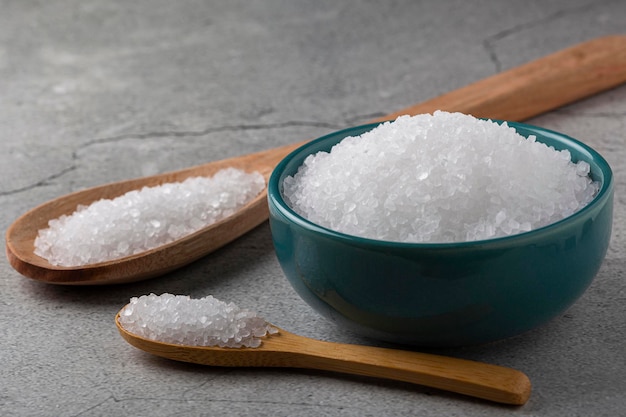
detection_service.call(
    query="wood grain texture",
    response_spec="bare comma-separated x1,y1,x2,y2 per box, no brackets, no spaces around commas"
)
115,313,531,405
6,35,626,285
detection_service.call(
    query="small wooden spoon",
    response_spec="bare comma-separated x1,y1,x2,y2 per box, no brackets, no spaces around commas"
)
115,311,531,405
7,35,626,285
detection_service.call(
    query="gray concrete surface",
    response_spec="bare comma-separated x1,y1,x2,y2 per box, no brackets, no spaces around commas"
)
1,1,625,416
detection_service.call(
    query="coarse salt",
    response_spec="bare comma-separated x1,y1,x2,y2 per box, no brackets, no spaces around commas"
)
118,293,278,348
283,111,599,243
34,168,265,266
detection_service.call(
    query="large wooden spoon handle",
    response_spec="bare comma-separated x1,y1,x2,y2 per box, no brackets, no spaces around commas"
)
376,35,626,122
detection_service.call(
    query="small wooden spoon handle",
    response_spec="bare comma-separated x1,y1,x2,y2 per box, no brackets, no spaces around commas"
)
115,316,530,405
275,332,531,405
378,34,626,122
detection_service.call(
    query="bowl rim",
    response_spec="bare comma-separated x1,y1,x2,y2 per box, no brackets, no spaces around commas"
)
268,119,614,249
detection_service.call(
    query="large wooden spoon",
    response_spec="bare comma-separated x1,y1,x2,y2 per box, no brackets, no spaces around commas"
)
115,311,531,405
6,35,626,285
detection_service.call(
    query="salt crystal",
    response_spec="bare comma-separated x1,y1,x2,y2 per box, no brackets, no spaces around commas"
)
283,111,600,243
34,168,265,266
118,293,278,348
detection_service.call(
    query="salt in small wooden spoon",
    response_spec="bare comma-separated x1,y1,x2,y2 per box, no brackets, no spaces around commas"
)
6,35,626,285
115,311,531,405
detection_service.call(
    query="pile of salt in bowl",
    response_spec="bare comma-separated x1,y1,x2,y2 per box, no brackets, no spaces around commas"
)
283,111,599,243
34,168,265,266
118,293,278,348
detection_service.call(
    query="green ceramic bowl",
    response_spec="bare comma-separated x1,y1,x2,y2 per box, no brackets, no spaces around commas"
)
268,121,613,347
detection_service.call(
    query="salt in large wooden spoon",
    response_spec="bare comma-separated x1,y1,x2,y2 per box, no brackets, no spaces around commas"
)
6,35,626,285
115,311,531,405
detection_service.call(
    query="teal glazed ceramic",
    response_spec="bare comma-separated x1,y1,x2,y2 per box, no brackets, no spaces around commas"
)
268,121,613,347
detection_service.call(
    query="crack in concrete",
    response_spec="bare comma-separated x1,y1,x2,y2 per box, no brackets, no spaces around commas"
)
482,0,611,72
70,394,117,417
1,119,359,198
0,165,77,197
77,120,344,149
